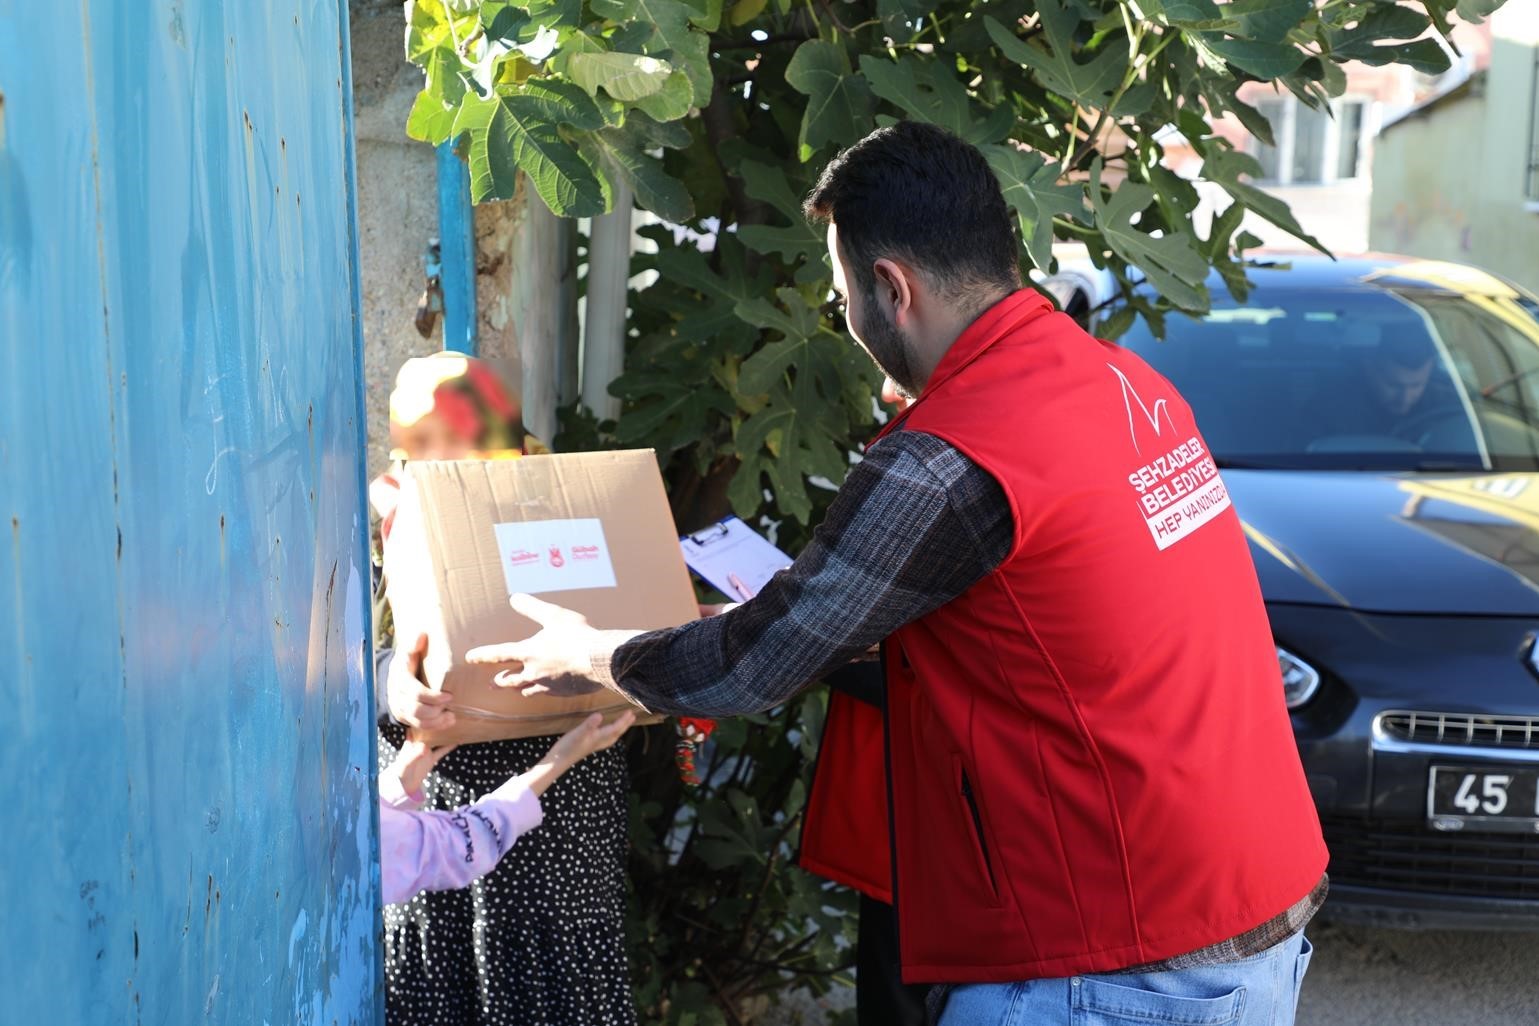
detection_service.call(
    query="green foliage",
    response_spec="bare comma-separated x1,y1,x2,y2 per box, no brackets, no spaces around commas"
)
405,0,1497,1018
404,0,713,213
621,695,861,1026
1087,157,1210,310
984,144,1084,270
987,2,1129,107
784,41,873,161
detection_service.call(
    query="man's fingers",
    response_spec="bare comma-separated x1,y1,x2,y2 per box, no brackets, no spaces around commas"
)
489,665,546,693
494,671,557,698
492,668,532,689
466,642,526,666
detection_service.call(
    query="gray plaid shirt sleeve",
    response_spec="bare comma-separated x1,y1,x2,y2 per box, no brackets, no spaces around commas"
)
602,428,1325,971
599,431,1014,717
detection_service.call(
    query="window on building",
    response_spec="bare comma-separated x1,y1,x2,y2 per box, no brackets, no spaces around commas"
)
1291,103,1330,181
1335,102,1365,180
1250,97,1370,185
1526,48,1539,203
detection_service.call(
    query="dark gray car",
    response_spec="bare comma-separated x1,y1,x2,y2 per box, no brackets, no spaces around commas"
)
1101,254,1539,929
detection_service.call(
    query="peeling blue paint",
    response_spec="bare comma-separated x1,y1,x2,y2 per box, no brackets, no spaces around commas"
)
436,143,479,356
0,2,381,1023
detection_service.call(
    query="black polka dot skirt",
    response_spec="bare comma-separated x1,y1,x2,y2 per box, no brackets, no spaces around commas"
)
379,726,636,1026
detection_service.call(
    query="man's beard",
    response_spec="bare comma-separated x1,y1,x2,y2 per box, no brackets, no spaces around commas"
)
853,294,919,399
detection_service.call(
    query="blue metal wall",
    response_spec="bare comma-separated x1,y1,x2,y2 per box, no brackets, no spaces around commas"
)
0,2,381,1022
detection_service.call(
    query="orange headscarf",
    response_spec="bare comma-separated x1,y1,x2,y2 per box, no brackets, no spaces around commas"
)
372,354,539,541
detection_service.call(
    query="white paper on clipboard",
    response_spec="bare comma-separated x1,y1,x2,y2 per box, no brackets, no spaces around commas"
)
679,516,793,601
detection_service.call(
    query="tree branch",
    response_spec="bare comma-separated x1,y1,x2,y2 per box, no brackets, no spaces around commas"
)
740,810,805,962
1068,110,1109,171
1068,26,1180,172
814,0,855,35
700,962,750,1026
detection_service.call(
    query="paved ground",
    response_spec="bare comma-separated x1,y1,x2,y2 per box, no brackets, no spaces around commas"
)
759,986,854,1025
762,918,1539,1025
1296,919,1539,1026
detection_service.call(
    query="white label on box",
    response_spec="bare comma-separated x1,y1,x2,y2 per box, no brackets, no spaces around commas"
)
493,518,618,595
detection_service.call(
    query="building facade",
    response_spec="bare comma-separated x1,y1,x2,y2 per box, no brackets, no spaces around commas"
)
1369,0,1539,292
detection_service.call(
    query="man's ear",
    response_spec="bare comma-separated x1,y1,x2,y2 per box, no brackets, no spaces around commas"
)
872,258,916,327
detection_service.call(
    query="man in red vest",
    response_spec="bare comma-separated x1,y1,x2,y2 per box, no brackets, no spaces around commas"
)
466,121,1328,1025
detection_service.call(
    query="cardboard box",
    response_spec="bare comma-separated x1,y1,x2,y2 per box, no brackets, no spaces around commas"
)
384,450,695,745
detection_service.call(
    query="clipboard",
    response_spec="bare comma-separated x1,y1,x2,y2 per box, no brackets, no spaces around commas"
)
679,516,793,601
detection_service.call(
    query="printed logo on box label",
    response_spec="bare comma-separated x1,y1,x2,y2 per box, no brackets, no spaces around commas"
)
1110,364,1232,551
494,518,617,594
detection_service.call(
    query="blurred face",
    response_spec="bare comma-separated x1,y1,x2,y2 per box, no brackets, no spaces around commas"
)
828,224,919,397
1365,356,1434,416
390,410,476,461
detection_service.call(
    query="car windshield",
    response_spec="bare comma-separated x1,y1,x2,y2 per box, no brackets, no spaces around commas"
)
1117,274,1539,471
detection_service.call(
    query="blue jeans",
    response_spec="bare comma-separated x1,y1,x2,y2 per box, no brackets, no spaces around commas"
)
937,931,1313,1026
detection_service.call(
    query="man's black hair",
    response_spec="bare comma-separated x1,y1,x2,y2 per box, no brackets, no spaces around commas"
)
1378,333,1438,370
803,121,1022,309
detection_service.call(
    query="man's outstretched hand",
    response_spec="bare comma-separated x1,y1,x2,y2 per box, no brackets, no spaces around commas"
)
466,594,617,698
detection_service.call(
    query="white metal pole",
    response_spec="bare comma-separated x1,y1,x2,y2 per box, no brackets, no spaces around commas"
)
582,178,633,423
516,184,562,445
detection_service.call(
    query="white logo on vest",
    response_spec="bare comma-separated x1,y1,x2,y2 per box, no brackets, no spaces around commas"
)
1110,364,1232,550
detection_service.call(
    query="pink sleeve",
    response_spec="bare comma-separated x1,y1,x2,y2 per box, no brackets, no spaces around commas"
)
378,784,544,905
378,769,425,811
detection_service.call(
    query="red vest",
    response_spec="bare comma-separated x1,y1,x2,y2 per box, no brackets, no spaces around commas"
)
800,690,892,903
867,290,1325,983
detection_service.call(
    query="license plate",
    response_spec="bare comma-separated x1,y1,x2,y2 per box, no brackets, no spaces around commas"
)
1427,766,1539,834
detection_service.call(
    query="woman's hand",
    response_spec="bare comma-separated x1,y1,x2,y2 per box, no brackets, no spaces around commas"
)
388,634,457,731
389,732,458,797
512,711,639,797
546,710,638,769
